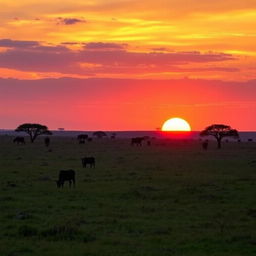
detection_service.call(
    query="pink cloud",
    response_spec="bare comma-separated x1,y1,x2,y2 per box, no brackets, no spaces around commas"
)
0,39,235,76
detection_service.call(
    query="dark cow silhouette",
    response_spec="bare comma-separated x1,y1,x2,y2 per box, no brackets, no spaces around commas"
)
202,140,208,150
77,134,88,144
44,137,50,147
131,137,144,146
56,169,75,188
13,136,25,144
81,157,95,168
111,133,116,139
77,134,88,140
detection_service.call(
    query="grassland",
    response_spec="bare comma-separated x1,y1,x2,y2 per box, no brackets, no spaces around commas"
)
0,135,256,256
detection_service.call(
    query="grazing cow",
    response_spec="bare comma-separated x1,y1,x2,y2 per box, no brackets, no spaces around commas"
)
111,133,116,139
13,136,25,144
81,157,95,168
77,134,88,144
202,140,208,150
131,137,144,146
44,137,50,147
56,169,75,188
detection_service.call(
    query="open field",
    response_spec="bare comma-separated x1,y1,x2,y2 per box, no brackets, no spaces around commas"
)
1,135,256,256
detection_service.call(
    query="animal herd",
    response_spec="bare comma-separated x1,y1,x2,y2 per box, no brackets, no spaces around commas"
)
13,135,150,189
11,134,245,189
55,137,149,188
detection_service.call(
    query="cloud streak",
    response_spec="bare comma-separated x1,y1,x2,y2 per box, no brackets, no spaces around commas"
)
0,39,235,77
0,39,39,48
84,42,128,50
56,17,86,25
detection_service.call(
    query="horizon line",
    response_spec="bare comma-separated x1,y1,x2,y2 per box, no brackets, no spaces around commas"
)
1,128,256,133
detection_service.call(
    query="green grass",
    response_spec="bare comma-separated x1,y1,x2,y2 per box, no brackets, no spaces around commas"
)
1,135,256,255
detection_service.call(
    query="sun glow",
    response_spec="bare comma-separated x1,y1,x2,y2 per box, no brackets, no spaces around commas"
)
161,117,191,131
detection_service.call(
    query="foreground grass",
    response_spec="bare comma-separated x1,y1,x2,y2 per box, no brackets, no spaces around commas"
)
0,135,256,255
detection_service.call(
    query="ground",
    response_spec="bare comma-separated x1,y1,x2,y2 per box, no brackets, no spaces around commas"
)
0,135,256,256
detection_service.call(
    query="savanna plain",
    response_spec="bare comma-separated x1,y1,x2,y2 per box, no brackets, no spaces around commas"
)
1,135,256,256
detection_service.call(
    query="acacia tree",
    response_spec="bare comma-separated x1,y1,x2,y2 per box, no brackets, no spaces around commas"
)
15,123,52,143
200,124,239,149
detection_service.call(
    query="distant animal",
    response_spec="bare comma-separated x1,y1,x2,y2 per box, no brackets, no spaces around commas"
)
56,169,75,188
77,134,88,140
77,134,88,144
13,136,25,144
77,134,88,143
131,137,144,146
81,157,95,168
248,138,253,142
202,140,208,150
44,137,50,147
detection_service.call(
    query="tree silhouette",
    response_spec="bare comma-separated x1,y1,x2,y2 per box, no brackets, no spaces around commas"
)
200,124,239,149
15,123,52,143
93,131,107,139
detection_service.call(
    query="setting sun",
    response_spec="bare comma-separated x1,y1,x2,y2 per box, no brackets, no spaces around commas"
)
162,118,191,131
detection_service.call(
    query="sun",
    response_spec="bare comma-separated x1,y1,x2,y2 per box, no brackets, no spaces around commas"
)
161,117,191,131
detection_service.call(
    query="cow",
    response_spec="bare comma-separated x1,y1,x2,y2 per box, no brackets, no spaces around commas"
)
44,137,50,147
131,137,144,146
77,134,88,144
81,157,95,168
13,136,25,144
56,169,75,188
111,133,116,139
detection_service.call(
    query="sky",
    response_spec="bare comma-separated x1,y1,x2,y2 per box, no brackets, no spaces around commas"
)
0,0,256,131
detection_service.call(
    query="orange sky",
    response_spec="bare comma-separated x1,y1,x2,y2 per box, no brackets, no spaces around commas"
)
0,0,255,130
